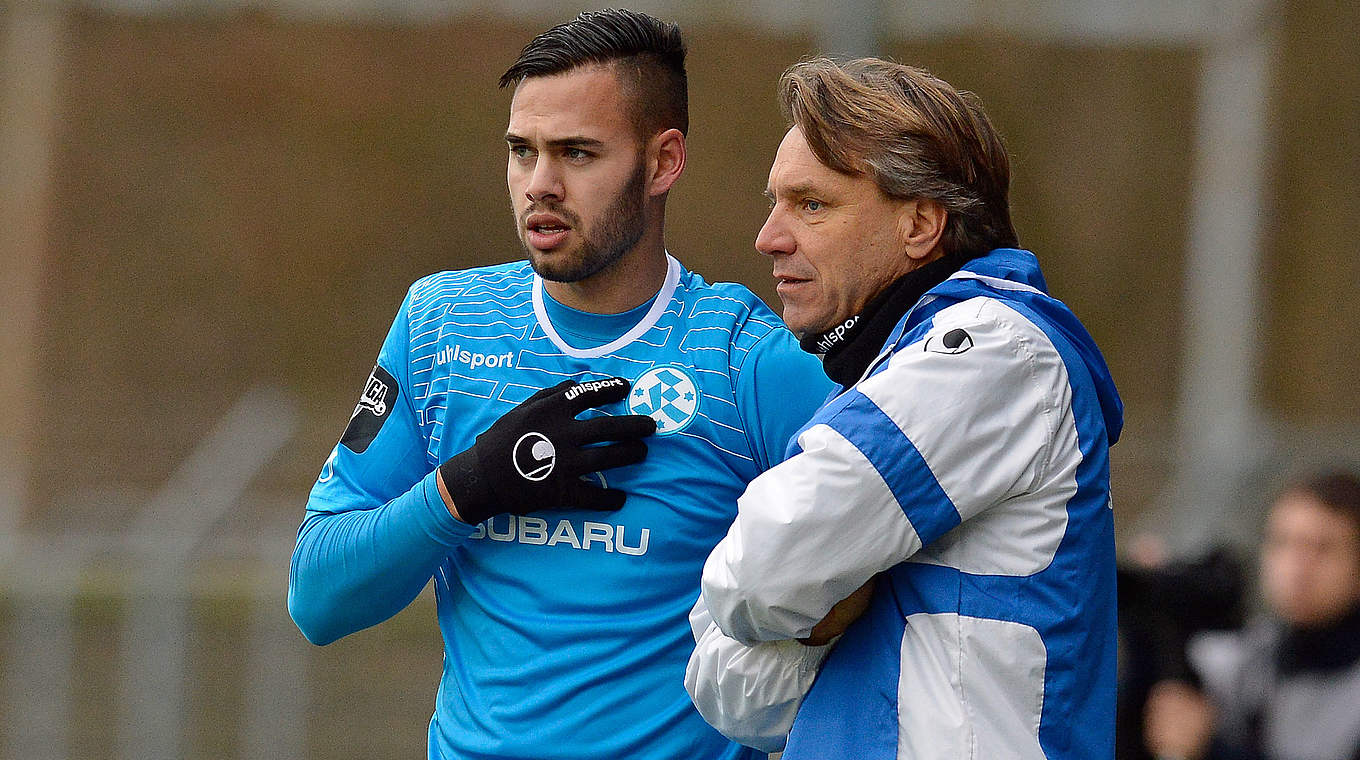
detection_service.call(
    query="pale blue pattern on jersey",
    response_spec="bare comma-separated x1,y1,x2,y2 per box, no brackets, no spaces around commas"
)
291,258,828,760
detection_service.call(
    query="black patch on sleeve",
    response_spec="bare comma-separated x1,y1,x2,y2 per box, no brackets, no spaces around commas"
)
340,365,399,454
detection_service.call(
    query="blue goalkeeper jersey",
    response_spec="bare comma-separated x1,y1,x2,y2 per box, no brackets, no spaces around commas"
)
288,254,831,760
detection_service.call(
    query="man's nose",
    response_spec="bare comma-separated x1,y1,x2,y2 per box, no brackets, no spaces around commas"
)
525,158,563,204
755,208,793,257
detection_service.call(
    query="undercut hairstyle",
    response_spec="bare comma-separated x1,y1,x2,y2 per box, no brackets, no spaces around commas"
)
1285,468,1360,537
778,57,1018,258
499,8,688,138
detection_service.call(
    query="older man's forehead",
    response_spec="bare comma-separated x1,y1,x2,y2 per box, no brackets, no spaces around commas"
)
768,130,824,185
768,131,866,202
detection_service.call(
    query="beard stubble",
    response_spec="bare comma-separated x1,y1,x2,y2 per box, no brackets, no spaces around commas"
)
518,160,648,284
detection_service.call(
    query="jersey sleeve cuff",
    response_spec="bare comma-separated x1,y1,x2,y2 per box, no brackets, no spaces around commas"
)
416,469,478,546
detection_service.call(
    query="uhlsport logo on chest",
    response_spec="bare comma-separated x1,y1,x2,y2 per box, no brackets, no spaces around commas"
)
627,365,700,435
437,343,515,371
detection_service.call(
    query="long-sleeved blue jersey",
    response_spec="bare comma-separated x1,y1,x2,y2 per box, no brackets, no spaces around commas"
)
288,254,830,759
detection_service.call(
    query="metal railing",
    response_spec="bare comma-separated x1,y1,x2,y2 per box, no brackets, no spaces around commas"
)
1,386,307,760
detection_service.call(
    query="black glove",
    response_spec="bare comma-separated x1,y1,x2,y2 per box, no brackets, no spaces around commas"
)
439,377,656,525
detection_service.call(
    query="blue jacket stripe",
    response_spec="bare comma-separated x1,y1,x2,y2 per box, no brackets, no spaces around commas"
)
1004,297,1119,758
784,576,903,760
828,390,962,546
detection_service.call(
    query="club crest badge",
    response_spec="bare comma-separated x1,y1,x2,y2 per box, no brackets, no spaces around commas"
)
628,366,700,436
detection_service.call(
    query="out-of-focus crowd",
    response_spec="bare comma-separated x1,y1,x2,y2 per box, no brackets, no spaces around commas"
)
1118,468,1360,760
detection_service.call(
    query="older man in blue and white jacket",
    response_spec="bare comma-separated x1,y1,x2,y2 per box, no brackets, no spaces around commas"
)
686,57,1124,760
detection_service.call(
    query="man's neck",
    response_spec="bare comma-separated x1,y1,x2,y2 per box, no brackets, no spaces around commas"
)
542,207,670,313
543,244,670,314
804,252,973,386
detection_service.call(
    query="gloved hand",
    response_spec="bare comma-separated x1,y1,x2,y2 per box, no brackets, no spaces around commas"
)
438,377,656,525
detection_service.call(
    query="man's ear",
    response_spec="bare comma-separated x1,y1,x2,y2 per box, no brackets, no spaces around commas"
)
900,198,947,262
647,128,686,197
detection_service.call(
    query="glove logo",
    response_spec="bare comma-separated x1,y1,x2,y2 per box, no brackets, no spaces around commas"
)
627,365,700,435
512,432,557,481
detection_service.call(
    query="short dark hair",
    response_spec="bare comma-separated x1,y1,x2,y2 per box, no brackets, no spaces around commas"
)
1285,468,1360,534
779,57,1018,258
499,8,688,138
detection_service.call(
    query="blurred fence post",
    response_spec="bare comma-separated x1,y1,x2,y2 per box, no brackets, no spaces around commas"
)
817,0,884,58
0,0,64,542
115,386,298,760
2,544,76,760
241,588,308,760
1162,3,1277,551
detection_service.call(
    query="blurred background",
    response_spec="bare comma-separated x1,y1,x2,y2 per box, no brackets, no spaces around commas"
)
0,0,1355,757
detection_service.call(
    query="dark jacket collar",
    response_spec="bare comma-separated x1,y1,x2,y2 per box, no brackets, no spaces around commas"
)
801,253,973,386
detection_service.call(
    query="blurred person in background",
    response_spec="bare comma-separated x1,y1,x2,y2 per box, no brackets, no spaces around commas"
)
287,9,829,759
1142,468,1360,760
1116,543,1247,760
685,57,1123,758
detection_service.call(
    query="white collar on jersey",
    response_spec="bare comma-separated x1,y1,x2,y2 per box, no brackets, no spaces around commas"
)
531,252,681,359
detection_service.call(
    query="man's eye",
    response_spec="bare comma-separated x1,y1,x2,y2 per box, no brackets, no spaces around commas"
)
565,148,590,160
509,145,532,159
803,199,823,212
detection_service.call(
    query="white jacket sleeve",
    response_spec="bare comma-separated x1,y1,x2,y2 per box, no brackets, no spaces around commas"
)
683,595,831,752
702,301,1067,644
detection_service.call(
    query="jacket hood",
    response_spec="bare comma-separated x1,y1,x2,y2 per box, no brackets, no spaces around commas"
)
917,248,1124,445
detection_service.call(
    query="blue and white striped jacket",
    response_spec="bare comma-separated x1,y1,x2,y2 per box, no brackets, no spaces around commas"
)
688,248,1123,759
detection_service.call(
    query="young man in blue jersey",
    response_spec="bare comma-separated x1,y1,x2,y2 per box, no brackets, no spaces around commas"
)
686,58,1124,758
287,9,831,760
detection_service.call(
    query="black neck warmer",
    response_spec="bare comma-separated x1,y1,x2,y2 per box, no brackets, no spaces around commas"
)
801,253,972,386
1277,601,1360,675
